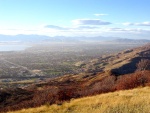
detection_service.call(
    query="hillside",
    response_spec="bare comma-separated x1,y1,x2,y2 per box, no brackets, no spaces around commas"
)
8,86,150,113
0,43,150,112
81,43,150,75
1,70,150,112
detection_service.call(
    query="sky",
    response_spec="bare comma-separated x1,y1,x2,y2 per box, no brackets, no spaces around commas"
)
0,0,150,39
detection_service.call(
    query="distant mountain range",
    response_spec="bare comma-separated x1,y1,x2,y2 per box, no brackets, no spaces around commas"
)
108,38,150,44
0,34,150,44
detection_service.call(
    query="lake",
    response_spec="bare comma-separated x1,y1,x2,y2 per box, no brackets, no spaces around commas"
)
0,45,30,51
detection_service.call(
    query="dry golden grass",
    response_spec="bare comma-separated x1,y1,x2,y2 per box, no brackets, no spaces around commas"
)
8,86,150,113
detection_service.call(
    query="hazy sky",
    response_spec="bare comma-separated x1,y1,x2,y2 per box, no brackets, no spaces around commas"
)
0,0,150,39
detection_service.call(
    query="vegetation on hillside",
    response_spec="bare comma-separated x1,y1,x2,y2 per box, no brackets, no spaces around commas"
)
8,87,150,113
1,70,150,112
0,43,150,112
83,43,150,75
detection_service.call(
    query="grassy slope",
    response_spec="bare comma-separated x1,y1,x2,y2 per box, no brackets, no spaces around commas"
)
83,43,150,74
8,86,150,113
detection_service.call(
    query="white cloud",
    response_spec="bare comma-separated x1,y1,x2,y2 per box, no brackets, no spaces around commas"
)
74,26,99,30
106,27,146,33
138,22,150,26
44,25,68,30
45,24,101,31
94,13,108,16
122,22,134,26
72,19,111,25
123,22,150,26
0,23,150,39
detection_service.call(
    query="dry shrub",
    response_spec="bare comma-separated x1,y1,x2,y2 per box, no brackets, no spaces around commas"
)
57,88,79,101
116,71,150,90
1,71,150,112
77,76,116,97
91,76,116,93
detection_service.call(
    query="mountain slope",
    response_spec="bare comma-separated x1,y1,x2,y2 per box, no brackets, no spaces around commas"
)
1,70,150,112
81,43,150,75
0,44,150,112
8,86,150,113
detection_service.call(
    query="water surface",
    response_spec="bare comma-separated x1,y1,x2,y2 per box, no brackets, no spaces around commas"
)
0,45,30,51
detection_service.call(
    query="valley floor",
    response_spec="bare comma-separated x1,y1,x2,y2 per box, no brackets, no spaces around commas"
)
8,86,150,113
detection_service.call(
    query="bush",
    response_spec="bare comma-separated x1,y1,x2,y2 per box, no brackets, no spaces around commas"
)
116,71,150,90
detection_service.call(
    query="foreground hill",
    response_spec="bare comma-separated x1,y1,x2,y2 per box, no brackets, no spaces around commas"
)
1,70,150,112
8,86,150,113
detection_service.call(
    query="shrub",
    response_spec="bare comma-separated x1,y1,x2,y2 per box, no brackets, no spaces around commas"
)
116,71,150,90
77,76,116,97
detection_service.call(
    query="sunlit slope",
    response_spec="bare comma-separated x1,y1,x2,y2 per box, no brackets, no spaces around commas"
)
81,43,150,75
8,86,150,113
